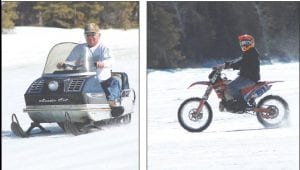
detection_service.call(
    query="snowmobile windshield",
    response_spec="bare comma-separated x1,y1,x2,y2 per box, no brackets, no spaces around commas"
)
43,42,97,76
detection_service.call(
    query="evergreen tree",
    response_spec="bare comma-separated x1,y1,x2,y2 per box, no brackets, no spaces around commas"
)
8,2,139,29
115,2,139,29
100,2,138,29
76,2,104,26
33,2,77,28
2,2,18,31
147,2,299,68
148,3,183,68
16,2,38,26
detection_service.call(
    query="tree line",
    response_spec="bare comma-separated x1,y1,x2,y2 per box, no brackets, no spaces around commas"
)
147,2,299,68
2,1,139,31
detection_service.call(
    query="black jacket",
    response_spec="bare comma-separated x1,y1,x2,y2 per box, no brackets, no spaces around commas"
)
228,47,260,82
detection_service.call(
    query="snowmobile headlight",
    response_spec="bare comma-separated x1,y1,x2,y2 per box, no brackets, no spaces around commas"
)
48,81,59,91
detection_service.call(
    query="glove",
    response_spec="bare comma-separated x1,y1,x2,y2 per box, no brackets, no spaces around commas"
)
224,61,231,69
56,62,66,69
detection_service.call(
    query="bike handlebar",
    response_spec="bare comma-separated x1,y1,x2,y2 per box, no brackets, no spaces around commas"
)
212,64,225,71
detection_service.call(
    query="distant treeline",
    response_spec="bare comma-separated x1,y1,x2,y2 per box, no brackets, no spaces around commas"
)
2,1,139,30
147,2,299,68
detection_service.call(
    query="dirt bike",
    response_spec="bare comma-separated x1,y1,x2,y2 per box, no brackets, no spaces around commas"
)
178,64,289,132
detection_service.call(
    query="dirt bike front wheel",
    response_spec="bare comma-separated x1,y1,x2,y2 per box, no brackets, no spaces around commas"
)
256,95,289,128
178,97,213,132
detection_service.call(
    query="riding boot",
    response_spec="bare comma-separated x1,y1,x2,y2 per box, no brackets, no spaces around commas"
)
224,97,247,113
235,96,248,112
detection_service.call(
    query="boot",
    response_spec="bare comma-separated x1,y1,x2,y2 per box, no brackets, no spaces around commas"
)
108,100,124,117
108,100,117,107
234,96,248,113
224,97,247,113
236,96,248,108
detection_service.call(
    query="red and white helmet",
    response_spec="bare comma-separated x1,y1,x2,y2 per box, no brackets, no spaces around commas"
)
238,34,255,52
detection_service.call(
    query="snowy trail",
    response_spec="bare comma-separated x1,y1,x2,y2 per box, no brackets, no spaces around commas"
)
2,27,139,170
148,63,299,170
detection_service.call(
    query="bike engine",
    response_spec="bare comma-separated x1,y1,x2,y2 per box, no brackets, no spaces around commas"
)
223,99,246,113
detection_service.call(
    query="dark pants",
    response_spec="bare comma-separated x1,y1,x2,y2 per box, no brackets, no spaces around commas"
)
101,77,121,101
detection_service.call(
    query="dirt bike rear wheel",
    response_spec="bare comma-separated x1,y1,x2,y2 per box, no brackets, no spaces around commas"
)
256,95,289,128
178,97,213,132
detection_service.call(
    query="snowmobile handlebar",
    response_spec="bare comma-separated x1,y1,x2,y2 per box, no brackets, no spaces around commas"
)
57,62,83,70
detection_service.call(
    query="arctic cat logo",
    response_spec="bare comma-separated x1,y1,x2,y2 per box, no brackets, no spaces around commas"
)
38,99,56,103
38,98,69,103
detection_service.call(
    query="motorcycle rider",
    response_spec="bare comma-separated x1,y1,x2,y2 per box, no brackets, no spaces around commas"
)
223,34,261,112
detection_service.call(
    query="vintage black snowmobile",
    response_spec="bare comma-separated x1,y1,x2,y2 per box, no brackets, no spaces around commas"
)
11,42,136,137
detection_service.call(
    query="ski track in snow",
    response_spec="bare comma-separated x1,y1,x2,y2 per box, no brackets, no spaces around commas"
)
2,27,139,170
148,63,299,170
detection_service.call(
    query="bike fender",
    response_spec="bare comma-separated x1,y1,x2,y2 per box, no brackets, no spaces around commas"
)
265,80,284,84
188,81,210,89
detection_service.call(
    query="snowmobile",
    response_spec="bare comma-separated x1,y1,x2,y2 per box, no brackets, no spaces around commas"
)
178,64,289,132
11,42,136,137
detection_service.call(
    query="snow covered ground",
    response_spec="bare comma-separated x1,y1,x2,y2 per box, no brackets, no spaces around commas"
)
148,62,299,170
2,27,139,170
2,26,299,170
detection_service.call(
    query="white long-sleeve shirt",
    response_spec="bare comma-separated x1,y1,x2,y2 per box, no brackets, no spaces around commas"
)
88,42,113,81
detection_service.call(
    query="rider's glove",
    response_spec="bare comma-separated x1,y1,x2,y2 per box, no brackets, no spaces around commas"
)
57,62,66,69
224,61,231,69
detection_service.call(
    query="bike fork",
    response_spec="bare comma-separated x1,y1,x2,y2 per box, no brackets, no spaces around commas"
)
196,100,205,113
196,86,213,113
